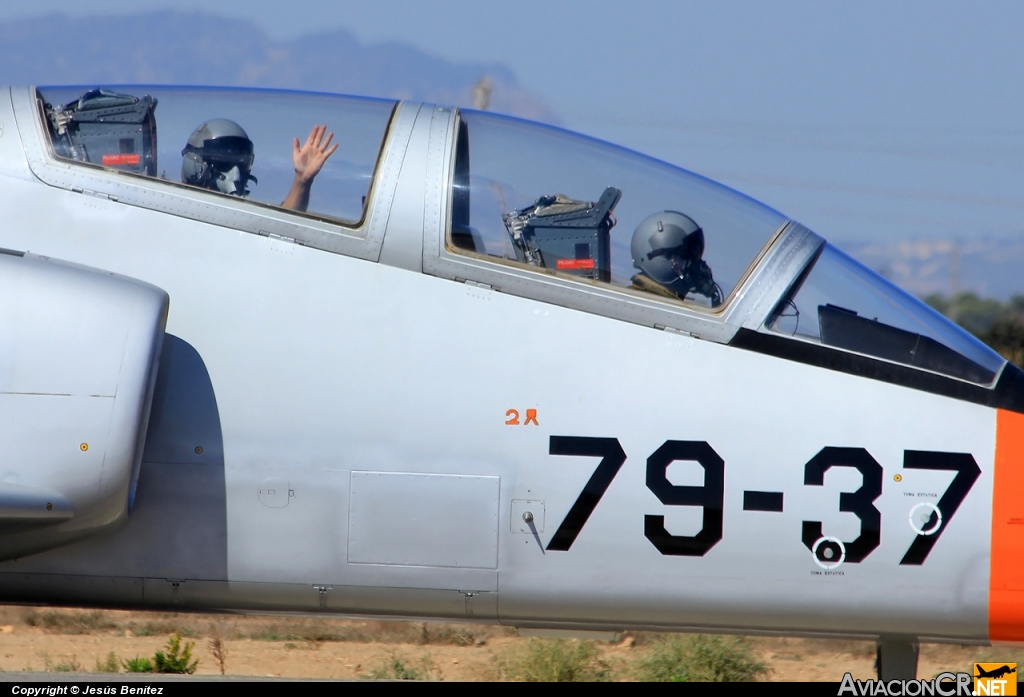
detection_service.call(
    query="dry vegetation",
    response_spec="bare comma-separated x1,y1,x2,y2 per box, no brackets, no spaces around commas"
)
0,605,1017,680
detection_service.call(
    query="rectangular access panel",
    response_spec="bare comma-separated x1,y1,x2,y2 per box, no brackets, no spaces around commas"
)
347,472,499,569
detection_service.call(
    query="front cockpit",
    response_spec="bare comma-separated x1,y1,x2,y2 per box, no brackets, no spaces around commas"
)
442,108,1010,396
448,109,786,310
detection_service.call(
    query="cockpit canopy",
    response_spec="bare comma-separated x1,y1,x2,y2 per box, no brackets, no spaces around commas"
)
447,109,1006,386
30,85,1008,389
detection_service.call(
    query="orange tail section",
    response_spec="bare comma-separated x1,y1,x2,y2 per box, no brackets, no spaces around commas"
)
990,409,1024,641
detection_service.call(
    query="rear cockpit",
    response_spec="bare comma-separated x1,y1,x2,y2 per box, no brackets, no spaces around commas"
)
37,85,396,225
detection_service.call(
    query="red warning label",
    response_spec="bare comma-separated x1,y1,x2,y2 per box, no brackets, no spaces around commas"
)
102,154,141,166
556,258,596,270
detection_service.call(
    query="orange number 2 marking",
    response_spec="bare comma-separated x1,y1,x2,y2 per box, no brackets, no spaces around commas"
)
505,409,520,425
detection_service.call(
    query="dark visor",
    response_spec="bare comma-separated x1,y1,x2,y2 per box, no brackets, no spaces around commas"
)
183,136,254,170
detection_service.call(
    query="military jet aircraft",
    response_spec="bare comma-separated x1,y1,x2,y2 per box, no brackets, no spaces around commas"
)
0,84,1019,680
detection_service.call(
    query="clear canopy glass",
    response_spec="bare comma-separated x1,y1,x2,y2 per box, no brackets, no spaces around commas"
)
767,244,1005,384
37,85,396,225
450,110,788,309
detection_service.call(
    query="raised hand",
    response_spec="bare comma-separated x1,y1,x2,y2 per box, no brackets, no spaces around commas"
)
292,125,339,184
282,125,339,212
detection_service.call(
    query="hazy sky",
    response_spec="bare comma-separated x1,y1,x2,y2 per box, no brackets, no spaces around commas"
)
3,1,1023,248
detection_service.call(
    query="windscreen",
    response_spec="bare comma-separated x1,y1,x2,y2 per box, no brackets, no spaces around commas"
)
767,244,1005,385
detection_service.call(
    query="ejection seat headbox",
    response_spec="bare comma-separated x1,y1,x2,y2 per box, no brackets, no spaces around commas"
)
43,88,158,177
502,187,622,283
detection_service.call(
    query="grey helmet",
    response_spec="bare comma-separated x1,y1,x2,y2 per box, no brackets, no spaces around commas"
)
181,119,257,196
630,210,723,306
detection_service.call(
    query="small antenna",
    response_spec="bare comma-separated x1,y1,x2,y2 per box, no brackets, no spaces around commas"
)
472,77,492,110
950,239,961,298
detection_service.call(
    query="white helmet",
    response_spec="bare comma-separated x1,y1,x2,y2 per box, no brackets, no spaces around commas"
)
181,119,257,196
630,210,723,306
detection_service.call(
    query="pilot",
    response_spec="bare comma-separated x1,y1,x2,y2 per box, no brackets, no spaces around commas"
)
181,120,338,213
629,211,724,307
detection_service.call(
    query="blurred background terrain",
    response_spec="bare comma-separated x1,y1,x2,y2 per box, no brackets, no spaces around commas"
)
0,605,1020,681
0,12,556,121
2,4,1023,314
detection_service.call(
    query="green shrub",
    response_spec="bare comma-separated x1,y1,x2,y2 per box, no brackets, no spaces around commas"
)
52,658,82,672
95,651,119,673
634,634,769,682
154,634,198,674
498,639,611,682
122,656,154,673
40,652,83,672
367,651,435,680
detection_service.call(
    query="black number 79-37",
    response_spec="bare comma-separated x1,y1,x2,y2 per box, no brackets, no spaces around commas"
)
543,436,979,564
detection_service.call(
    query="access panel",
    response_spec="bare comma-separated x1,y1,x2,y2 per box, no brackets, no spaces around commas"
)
348,472,499,569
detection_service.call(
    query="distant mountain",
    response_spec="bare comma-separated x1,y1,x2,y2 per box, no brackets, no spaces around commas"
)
839,238,1024,301
0,11,555,121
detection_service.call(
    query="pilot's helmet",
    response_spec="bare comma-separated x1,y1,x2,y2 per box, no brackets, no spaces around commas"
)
630,210,705,286
181,119,256,196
